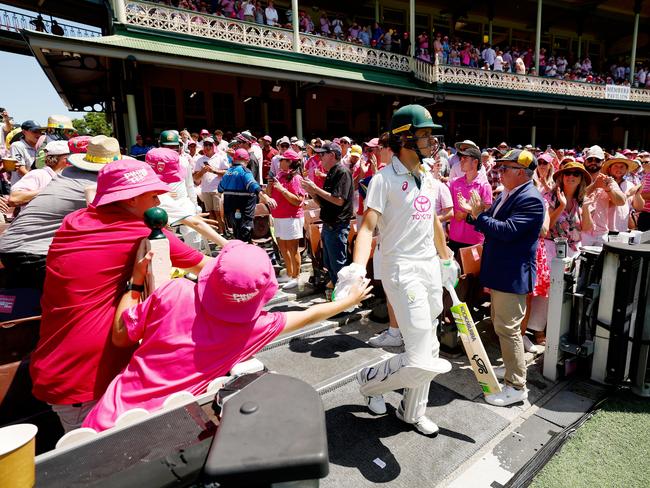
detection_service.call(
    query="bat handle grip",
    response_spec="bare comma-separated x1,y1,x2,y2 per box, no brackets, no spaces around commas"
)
444,283,462,306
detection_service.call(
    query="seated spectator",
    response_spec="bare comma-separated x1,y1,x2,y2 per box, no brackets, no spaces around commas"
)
218,148,276,242
30,159,210,432
82,240,372,432
8,140,70,208
267,149,306,290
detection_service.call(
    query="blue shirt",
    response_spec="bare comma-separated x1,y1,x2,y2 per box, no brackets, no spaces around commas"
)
218,163,261,194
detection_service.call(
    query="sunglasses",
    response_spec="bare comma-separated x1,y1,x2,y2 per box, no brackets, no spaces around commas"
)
497,165,521,173
280,144,290,148
538,161,550,165
563,170,582,177
586,157,601,163
203,143,214,146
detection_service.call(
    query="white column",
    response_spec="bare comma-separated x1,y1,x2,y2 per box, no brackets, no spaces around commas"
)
623,129,629,149
409,0,415,58
531,125,537,147
126,94,138,148
295,108,303,140
292,0,300,53
630,11,640,84
535,0,542,74
112,0,127,23
577,35,582,60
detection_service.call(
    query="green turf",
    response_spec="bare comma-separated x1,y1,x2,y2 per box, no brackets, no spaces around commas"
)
531,392,650,488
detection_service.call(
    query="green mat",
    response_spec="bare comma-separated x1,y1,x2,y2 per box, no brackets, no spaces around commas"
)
531,392,650,488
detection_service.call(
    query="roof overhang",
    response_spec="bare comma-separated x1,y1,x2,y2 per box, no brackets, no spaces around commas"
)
22,30,433,112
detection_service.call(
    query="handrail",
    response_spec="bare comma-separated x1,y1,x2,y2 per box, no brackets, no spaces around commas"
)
411,59,650,103
123,0,411,72
0,8,101,38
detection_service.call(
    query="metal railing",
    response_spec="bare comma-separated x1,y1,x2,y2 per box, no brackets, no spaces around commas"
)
123,0,411,72
411,59,650,104
0,8,101,38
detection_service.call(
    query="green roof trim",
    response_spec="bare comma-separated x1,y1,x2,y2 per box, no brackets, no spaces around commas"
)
92,26,432,93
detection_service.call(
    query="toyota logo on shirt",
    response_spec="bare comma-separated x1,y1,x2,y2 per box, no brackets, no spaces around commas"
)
412,195,432,221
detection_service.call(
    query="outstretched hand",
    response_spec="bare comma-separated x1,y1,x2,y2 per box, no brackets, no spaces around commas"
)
345,278,373,306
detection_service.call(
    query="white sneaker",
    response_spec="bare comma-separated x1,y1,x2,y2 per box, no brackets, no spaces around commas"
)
485,385,528,407
368,329,403,348
523,334,544,354
282,279,299,290
355,368,387,414
276,275,291,284
396,406,439,436
493,365,506,380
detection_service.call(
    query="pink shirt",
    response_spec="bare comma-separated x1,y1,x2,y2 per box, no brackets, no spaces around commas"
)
10,166,57,194
30,205,203,405
449,174,493,245
305,155,325,188
270,171,306,219
82,279,286,431
589,188,611,234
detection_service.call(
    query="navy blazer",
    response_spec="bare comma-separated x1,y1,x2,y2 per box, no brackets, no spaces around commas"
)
472,180,544,294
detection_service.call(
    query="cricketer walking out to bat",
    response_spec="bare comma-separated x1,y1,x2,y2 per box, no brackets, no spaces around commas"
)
334,105,460,436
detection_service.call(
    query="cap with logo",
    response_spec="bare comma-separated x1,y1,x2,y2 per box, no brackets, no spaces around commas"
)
146,147,185,183
159,130,180,147
390,104,442,134
314,142,342,158
496,149,537,170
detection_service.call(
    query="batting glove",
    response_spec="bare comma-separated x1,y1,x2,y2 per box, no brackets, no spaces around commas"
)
440,257,460,288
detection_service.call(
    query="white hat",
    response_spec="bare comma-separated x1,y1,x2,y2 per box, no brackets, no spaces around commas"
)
454,139,479,151
44,140,70,156
339,136,352,144
585,145,605,160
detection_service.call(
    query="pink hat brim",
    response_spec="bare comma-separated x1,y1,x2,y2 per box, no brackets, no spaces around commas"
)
92,180,171,207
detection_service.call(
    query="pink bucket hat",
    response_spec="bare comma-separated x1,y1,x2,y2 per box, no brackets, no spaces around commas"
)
197,240,278,323
145,147,185,184
92,159,171,207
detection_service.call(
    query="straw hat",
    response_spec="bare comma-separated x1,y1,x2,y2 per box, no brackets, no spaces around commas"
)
42,115,74,131
601,153,640,175
553,161,592,184
68,135,126,172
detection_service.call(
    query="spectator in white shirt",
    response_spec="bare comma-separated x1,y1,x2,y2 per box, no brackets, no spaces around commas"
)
265,0,279,26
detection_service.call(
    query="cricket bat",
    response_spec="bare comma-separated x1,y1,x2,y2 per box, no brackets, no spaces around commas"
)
445,284,502,395
137,207,172,298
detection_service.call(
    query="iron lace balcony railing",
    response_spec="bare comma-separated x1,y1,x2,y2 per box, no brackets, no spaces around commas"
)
0,8,101,38
123,0,411,72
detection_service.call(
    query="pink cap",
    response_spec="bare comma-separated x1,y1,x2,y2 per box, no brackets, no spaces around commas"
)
538,153,554,165
576,156,585,163
92,159,171,207
197,240,278,322
262,135,272,143
281,149,300,161
68,136,92,154
365,138,380,148
233,148,250,162
145,147,185,184
200,129,210,135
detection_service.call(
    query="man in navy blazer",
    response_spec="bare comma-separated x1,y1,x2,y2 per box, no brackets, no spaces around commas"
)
459,149,544,407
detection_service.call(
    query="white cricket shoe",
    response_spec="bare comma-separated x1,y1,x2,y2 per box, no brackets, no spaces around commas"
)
523,334,544,354
282,279,299,290
396,405,439,436
368,329,403,348
485,385,528,407
355,368,387,414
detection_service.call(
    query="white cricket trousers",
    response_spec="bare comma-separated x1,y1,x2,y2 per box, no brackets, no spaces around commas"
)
382,257,443,368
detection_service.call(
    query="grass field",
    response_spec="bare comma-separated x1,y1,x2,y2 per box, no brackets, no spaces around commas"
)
531,391,650,488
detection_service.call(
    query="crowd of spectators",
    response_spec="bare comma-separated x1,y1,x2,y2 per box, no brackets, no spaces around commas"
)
144,1,649,88
1,101,649,438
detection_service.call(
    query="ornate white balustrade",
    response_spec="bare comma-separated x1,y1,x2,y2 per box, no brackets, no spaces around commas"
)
412,59,650,104
124,1,411,72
